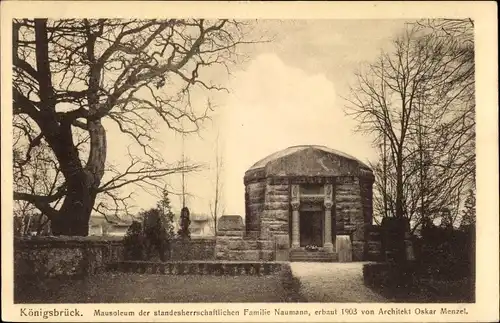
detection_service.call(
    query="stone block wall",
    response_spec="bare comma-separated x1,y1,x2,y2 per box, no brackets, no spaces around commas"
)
216,213,282,261
215,227,279,261
216,233,260,260
359,179,374,260
14,236,124,278
245,181,266,232
360,179,374,231
335,177,365,260
260,181,290,260
261,181,290,240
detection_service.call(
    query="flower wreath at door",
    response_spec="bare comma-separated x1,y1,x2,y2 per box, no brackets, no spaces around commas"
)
305,245,320,252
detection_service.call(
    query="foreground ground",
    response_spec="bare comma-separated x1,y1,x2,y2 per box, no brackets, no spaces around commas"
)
17,262,469,303
290,262,389,302
15,272,295,303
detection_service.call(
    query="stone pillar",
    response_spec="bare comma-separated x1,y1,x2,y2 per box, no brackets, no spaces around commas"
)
291,203,300,249
324,202,334,252
290,184,300,249
324,184,334,252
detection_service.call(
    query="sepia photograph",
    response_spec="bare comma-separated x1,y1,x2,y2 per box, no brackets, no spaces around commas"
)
1,1,498,322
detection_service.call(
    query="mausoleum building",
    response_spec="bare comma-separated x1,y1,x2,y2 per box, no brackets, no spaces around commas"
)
216,145,379,262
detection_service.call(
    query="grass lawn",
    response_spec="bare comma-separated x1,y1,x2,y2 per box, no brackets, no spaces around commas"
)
15,272,295,303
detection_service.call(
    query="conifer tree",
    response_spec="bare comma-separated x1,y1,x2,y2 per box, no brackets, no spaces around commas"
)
157,189,175,240
178,207,191,239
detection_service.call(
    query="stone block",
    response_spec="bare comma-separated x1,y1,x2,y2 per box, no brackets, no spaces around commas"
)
243,239,259,250
266,195,289,203
245,231,260,239
343,224,356,232
245,215,260,232
226,240,245,250
264,201,289,211
248,183,265,191
266,184,289,194
248,203,264,211
217,215,244,231
263,210,289,221
248,195,265,204
336,235,352,262
217,230,244,237
215,251,227,259
228,250,260,261
274,249,289,261
274,234,290,250
367,250,383,261
335,185,356,193
248,190,265,199
352,224,365,241
258,240,275,250
259,250,275,261
266,187,288,195
268,221,288,232
369,231,382,240
335,195,360,204
368,241,381,252
259,226,271,240
214,246,227,256
352,241,365,261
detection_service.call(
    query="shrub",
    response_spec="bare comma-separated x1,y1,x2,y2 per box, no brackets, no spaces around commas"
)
363,262,418,290
381,217,409,263
418,223,475,280
123,221,145,260
140,190,176,261
279,264,306,302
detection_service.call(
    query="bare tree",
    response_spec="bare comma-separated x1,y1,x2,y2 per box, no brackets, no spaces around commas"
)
13,18,255,235
346,21,475,231
209,130,224,236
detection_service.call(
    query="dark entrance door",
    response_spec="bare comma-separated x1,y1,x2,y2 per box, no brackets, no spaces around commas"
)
300,211,323,247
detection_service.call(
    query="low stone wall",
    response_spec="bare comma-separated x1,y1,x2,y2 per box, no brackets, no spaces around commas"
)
216,230,259,260
108,260,286,276
215,215,278,261
14,236,124,278
169,237,216,261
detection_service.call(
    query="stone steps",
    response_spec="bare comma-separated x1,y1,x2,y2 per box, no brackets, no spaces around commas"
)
289,249,337,262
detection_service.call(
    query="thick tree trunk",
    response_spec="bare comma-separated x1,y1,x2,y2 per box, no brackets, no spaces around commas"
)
51,188,96,236
47,120,106,236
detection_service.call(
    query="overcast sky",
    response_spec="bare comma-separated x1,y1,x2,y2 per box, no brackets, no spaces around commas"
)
104,19,409,217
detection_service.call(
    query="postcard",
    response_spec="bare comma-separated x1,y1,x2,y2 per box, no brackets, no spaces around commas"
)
1,1,498,322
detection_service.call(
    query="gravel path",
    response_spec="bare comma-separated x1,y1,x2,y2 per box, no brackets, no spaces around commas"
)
290,262,389,302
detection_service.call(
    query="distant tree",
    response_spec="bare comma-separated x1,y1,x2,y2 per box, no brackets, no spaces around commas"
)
346,21,475,232
177,207,191,239
439,209,454,229
14,216,25,237
460,189,476,228
209,130,224,236
14,213,52,237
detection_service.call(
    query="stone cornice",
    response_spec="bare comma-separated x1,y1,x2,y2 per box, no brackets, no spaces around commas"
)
244,175,374,186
